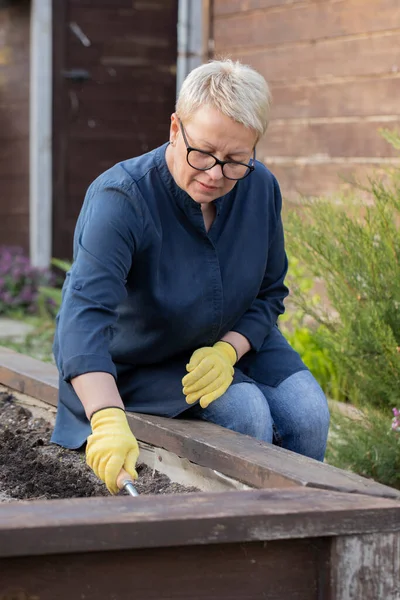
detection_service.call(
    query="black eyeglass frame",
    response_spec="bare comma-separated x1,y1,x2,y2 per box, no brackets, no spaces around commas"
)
178,120,256,181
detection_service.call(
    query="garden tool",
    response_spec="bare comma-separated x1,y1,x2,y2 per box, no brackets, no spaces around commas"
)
117,468,140,497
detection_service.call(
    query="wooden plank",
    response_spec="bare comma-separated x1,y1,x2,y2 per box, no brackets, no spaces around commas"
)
66,84,175,111
0,488,399,558
0,105,29,140
1,348,400,500
264,120,399,158
126,412,400,499
214,0,307,16
0,538,329,600
0,139,28,176
0,66,30,101
223,32,400,84
67,0,176,8
0,8,30,50
266,162,393,200
270,77,400,119
67,0,134,5
67,5,178,43
0,180,28,213
68,113,170,140
67,41,176,68
59,64,175,87
0,348,59,407
0,226,29,253
214,0,400,49
330,532,400,599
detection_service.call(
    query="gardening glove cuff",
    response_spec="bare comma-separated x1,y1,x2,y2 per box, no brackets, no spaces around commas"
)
182,341,237,409
86,407,139,495
213,340,238,365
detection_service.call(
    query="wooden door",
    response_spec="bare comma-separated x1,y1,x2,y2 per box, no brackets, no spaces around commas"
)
52,0,178,260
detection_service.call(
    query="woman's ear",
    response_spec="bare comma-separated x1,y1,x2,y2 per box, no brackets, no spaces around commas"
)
169,113,180,146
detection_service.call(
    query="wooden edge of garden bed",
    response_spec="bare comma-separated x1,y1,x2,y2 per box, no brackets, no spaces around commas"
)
0,346,399,501
0,487,399,558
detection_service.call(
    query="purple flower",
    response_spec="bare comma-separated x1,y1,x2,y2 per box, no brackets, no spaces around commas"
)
392,408,400,432
19,286,34,303
0,245,53,315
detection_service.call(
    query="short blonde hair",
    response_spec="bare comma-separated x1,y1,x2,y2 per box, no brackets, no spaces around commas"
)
176,59,271,140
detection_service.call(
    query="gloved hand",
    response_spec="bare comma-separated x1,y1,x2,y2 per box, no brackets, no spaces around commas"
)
182,341,237,409
86,407,139,495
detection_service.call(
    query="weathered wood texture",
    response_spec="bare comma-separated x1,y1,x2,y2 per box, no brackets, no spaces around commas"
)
331,532,400,600
0,488,399,598
0,487,399,556
1,346,400,500
52,0,178,259
0,1,30,251
213,0,400,199
0,539,330,600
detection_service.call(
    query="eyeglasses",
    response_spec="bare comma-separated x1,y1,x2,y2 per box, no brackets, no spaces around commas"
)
179,120,255,181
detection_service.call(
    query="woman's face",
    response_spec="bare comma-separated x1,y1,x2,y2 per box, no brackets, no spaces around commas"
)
166,105,257,205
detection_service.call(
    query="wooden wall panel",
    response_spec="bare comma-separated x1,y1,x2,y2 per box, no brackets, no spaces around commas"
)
271,78,400,120
0,180,28,215
229,33,400,84
52,0,178,259
213,0,400,199
269,162,390,200
0,1,30,251
214,0,400,50
264,120,399,158
214,1,308,15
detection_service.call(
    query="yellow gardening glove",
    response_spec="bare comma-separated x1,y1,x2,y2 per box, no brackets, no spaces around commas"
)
182,341,237,409
86,407,139,495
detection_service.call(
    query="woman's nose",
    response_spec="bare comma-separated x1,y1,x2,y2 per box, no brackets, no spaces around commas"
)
207,163,224,180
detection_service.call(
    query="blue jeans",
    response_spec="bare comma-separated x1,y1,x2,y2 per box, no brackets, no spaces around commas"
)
182,370,330,461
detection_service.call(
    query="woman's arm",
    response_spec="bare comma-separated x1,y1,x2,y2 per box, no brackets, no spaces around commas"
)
71,372,124,420
56,179,142,385
56,179,143,494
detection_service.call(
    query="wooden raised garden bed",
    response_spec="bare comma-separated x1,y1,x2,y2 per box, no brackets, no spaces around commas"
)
0,346,399,600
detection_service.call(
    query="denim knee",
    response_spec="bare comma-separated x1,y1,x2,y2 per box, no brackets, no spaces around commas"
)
199,382,273,443
259,370,330,461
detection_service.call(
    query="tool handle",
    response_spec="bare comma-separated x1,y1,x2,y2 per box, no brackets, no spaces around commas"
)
117,468,139,496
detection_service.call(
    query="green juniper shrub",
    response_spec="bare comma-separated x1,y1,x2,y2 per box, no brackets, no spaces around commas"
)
326,405,400,490
280,256,346,401
283,131,400,410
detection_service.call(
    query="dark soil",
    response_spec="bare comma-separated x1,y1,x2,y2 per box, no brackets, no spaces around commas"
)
0,391,199,501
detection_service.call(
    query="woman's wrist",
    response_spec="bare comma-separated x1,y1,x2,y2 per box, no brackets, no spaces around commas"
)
220,331,251,361
71,372,125,420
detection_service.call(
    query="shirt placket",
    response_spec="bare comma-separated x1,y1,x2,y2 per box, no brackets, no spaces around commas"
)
186,200,224,345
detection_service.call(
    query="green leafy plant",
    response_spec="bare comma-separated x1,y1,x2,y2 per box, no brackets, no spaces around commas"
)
284,131,400,409
280,256,345,400
326,405,400,489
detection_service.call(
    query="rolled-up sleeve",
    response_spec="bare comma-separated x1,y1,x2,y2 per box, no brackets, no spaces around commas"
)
231,176,289,351
56,179,143,381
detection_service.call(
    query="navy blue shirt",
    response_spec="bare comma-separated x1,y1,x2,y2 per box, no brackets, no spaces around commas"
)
52,143,306,448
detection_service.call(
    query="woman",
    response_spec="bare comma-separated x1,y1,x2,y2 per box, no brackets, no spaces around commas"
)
51,59,330,493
